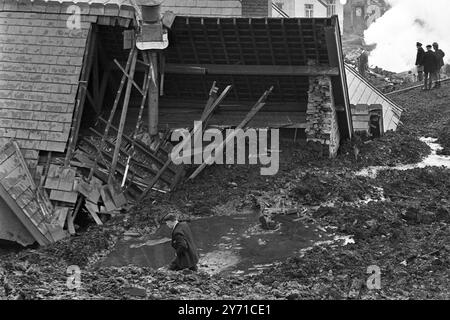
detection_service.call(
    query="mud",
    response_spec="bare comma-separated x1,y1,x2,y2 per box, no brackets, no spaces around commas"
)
100,212,328,276
1,81,449,300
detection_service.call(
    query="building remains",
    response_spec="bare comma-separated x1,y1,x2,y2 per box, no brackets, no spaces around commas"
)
0,0,401,246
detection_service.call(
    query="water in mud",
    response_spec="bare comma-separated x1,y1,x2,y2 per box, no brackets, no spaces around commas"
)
100,211,337,275
357,137,450,178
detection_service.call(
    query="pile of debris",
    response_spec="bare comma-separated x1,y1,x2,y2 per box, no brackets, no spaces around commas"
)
0,48,275,248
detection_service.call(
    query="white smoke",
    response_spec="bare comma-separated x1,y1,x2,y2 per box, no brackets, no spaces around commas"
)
364,0,450,73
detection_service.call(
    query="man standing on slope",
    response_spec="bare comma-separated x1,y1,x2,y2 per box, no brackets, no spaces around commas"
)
415,42,425,82
422,45,438,91
432,42,445,88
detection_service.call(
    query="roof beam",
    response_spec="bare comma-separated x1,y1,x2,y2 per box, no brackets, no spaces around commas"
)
163,64,340,76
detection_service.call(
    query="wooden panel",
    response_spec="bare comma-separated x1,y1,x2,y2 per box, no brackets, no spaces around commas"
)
0,141,65,245
49,190,78,204
0,155,20,181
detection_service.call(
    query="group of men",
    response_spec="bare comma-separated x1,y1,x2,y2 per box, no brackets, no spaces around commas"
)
415,42,446,90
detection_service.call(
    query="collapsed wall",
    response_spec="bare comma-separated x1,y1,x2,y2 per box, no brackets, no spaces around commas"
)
305,76,341,158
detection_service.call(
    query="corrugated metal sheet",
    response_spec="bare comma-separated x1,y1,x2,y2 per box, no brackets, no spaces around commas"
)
345,64,403,132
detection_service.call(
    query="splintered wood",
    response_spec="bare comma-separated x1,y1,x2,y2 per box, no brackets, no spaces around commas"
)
0,141,67,245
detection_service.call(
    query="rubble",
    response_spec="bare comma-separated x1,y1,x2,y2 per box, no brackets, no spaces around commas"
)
1,1,449,302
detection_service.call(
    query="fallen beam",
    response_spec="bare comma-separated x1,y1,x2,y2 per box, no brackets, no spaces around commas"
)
188,86,274,180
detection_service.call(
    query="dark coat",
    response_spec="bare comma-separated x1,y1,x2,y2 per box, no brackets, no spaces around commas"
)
434,49,445,68
422,50,438,73
170,222,199,270
415,47,425,66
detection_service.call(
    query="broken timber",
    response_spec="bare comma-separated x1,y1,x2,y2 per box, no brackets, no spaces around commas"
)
138,84,233,201
0,141,67,245
188,86,274,180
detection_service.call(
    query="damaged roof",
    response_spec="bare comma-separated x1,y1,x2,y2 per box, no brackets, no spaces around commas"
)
161,15,353,136
0,0,136,155
345,64,403,132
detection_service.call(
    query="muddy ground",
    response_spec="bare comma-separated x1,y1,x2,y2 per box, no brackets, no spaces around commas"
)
0,82,449,300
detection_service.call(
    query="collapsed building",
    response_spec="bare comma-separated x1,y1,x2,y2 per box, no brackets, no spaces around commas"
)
0,0,401,247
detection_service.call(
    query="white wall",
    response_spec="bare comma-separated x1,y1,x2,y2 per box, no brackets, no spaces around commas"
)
272,0,344,33
272,0,296,16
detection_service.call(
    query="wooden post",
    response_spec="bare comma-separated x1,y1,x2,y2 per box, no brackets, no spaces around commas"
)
122,53,153,187
148,51,159,137
109,49,138,184
87,46,136,182
64,25,97,167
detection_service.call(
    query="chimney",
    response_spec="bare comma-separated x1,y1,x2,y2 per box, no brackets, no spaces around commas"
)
241,0,271,17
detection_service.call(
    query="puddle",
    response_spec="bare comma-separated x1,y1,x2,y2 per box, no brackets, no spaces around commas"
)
356,137,450,178
199,250,240,275
100,212,333,275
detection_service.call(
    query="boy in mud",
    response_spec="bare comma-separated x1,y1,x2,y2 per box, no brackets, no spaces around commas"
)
163,213,199,272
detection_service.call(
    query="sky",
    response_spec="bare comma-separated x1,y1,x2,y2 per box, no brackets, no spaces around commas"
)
364,0,449,72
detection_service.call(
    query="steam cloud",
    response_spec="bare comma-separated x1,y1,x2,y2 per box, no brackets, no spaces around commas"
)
364,0,449,72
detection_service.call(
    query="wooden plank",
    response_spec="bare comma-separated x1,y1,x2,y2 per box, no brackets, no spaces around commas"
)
100,185,118,212
164,64,340,76
122,52,153,187
109,184,127,208
51,207,70,228
330,20,353,138
88,46,137,181
324,26,339,67
67,210,76,235
110,49,138,184
85,201,103,226
189,86,274,180
0,155,20,181
2,165,28,193
58,168,77,192
79,139,174,187
7,176,30,200
0,183,50,246
49,190,78,204
15,188,35,209
97,117,173,169
351,104,369,115
44,164,61,189
148,51,159,136
138,84,234,201
0,143,15,164
113,59,144,95
65,24,97,167
74,179,101,203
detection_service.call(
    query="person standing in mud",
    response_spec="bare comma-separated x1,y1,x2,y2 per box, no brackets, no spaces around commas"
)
163,213,199,272
432,42,445,88
415,42,425,82
422,45,439,91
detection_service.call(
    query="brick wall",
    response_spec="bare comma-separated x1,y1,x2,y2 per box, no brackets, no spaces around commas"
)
241,0,270,17
305,76,341,158
162,0,242,17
